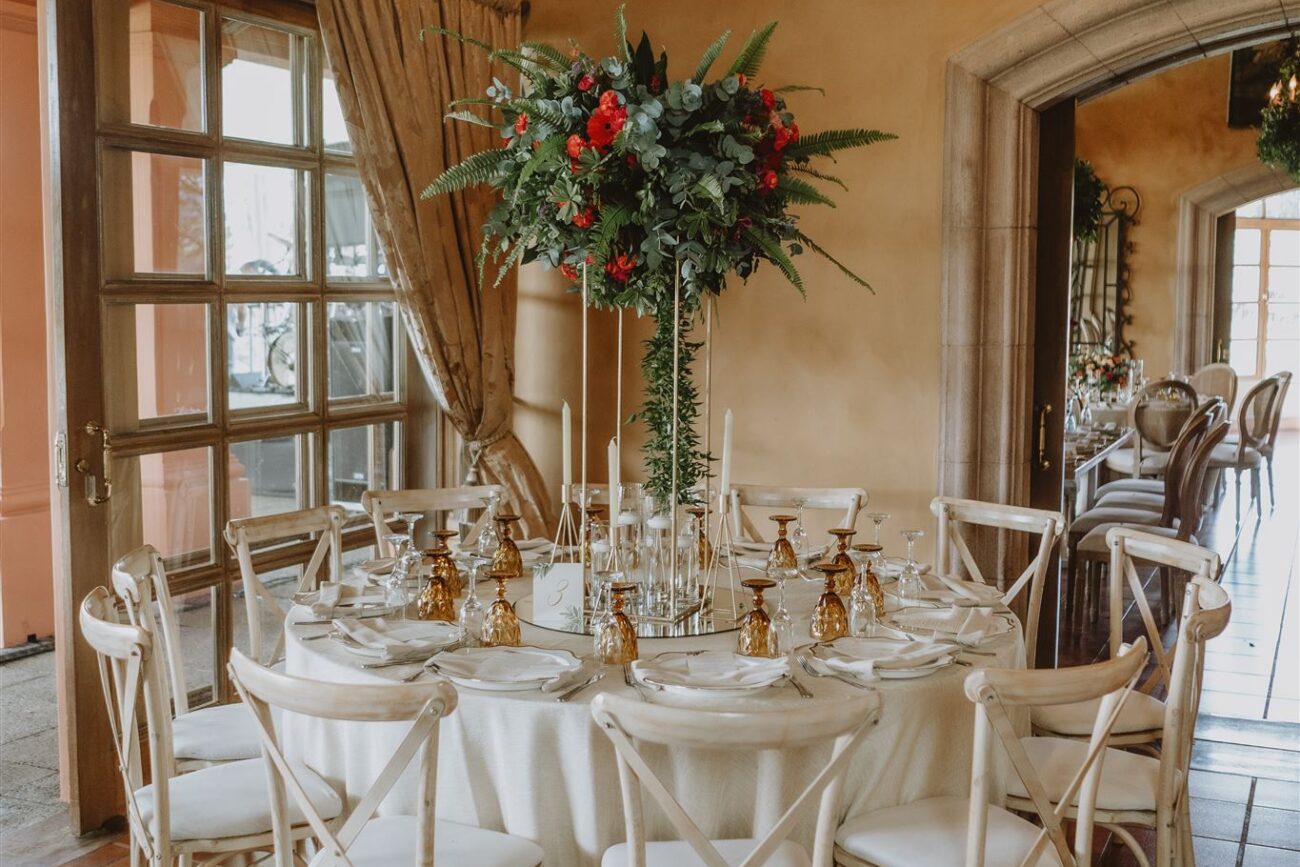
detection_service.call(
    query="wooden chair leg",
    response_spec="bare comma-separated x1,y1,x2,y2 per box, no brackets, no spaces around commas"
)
1251,467,1262,517
1089,560,1104,625
1234,470,1243,524
1267,457,1276,510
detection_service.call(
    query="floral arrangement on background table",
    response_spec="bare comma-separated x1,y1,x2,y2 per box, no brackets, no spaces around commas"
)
1069,349,1133,396
421,6,894,505
1258,41,1300,182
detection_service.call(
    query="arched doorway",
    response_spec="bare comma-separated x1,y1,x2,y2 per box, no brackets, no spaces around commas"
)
938,1,1298,507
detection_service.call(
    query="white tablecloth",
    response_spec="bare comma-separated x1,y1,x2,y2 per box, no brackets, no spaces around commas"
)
283,580,1024,865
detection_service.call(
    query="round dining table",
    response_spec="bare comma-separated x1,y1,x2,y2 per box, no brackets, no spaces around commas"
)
283,578,1025,865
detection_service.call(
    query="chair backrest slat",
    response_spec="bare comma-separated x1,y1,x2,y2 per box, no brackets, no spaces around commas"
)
1189,363,1237,410
111,545,192,715
590,691,880,867
1262,372,1292,455
728,485,866,542
1236,377,1281,454
360,486,503,556
930,497,1063,667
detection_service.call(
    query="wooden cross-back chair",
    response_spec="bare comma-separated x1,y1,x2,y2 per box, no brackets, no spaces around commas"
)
591,690,881,867
834,641,1145,867
112,545,261,769
728,485,867,542
360,485,503,557
1036,528,1220,750
80,588,336,866
228,651,544,867
929,497,1064,667
1010,575,1230,867
224,504,347,666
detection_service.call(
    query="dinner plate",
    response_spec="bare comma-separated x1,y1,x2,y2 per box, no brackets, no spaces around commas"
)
330,621,462,659
358,558,396,576
431,646,582,691
292,597,403,622
632,651,788,699
810,637,953,680
514,538,554,552
886,608,1016,641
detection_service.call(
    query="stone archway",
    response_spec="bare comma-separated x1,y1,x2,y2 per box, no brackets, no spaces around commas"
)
939,0,1299,507
1174,163,1298,371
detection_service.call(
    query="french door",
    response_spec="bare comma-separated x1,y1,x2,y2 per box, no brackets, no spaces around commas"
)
44,0,415,830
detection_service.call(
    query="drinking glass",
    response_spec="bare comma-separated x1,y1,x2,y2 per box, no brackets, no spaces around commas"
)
791,497,809,555
736,578,778,658
594,577,638,664
865,512,891,547
767,564,797,654
898,529,925,605
457,555,489,646
848,547,878,637
382,532,412,617
400,512,422,551
477,491,501,557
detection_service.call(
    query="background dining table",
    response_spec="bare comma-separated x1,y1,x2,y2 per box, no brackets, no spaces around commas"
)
283,576,1025,865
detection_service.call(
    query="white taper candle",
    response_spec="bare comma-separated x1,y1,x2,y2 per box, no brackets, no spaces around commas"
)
719,408,733,505
561,400,572,489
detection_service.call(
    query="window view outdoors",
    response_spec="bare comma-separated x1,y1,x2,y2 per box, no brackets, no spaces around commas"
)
93,1,409,702
1233,189,1300,421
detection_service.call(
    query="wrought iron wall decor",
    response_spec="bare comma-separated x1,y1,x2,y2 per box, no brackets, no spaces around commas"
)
1069,185,1140,356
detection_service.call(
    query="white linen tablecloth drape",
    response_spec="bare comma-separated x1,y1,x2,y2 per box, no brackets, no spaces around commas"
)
282,581,1024,865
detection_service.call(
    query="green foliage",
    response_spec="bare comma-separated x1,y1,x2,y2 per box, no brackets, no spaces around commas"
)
1073,159,1108,243
421,149,509,197
693,30,731,83
724,21,777,78
784,128,897,160
796,232,874,293
743,228,803,295
775,176,836,208
1258,44,1300,182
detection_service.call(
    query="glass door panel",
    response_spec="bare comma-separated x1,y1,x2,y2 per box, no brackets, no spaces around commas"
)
228,434,307,520
101,148,208,278
105,303,212,430
226,301,305,410
96,0,206,132
220,18,299,145
110,446,215,570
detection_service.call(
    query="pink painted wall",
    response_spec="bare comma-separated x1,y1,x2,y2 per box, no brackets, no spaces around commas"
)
0,0,55,647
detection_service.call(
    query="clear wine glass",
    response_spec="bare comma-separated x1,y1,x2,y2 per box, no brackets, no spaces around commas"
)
898,529,925,605
848,548,877,637
382,532,412,618
477,491,501,557
791,497,809,555
865,512,891,547
766,563,797,654
400,512,422,551
457,555,488,646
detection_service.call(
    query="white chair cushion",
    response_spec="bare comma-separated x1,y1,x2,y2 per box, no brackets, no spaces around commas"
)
1105,448,1170,477
602,838,809,867
136,757,342,842
308,816,543,867
1077,523,1193,555
1094,491,1165,511
1208,443,1262,469
1005,737,1161,812
1069,507,1163,537
172,703,262,763
834,795,1061,867
1095,478,1164,498
1032,692,1166,737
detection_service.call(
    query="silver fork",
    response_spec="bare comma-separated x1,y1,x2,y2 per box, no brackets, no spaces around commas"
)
796,654,869,689
556,670,605,702
786,674,814,699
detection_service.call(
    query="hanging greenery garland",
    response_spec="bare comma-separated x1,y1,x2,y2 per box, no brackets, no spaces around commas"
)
1258,41,1300,182
421,6,894,505
1073,159,1109,244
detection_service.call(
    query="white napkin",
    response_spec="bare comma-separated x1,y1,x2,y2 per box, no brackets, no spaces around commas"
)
891,606,998,646
433,647,578,683
880,557,933,578
539,658,597,693
817,639,952,680
632,651,788,688
918,574,1003,606
333,617,459,661
296,582,376,617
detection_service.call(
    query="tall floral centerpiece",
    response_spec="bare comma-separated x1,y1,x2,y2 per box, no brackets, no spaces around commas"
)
1258,41,1300,182
1069,349,1133,396
422,8,894,505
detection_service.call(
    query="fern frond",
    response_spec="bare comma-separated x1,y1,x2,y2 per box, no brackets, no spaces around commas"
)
789,165,848,190
614,4,630,62
421,149,510,198
775,176,835,207
488,51,550,89
512,136,565,204
449,97,503,110
592,204,635,263
491,236,531,288
507,99,567,129
784,128,896,160
444,110,498,129
420,26,492,54
796,232,874,293
520,41,572,72
692,29,731,83
743,227,803,295
773,84,825,96
724,22,777,78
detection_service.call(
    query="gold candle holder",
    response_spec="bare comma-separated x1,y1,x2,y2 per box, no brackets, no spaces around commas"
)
828,528,858,596
851,542,887,617
810,562,849,641
481,569,522,647
490,514,524,579
768,515,798,571
736,577,778,658
595,581,639,664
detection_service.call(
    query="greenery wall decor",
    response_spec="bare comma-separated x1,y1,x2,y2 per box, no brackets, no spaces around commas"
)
1258,42,1300,182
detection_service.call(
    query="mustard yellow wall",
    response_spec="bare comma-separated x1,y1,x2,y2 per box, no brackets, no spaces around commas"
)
513,0,1044,539
1075,54,1259,376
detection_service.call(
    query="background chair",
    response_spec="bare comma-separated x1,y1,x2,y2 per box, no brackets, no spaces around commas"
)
1008,572,1230,867
1189,362,1237,411
1208,376,1281,523
224,505,348,666
1091,399,1223,507
930,497,1064,667
361,484,504,556
728,484,866,542
835,641,1146,867
81,588,338,866
112,545,260,769
591,689,880,867
229,650,544,867
1258,371,1293,507
1105,380,1199,479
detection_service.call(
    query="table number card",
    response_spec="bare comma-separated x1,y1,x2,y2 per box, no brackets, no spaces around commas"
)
531,563,585,631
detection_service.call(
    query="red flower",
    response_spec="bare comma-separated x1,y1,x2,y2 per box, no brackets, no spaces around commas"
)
604,253,636,282
649,73,663,93
572,207,595,228
760,89,776,111
560,263,580,281
514,114,528,134
586,104,626,150
736,73,747,87
599,90,622,110
789,123,800,142
577,74,595,92
772,123,793,152
757,170,778,194
566,134,586,159
626,153,638,169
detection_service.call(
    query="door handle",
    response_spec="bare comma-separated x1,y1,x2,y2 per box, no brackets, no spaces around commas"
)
1036,403,1053,471
76,421,113,506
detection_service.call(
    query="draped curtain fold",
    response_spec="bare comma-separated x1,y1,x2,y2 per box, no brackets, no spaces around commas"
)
318,0,553,534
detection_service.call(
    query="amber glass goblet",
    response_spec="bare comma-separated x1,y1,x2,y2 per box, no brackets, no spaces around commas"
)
767,515,798,571
828,528,858,595
481,569,522,647
595,580,639,664
490,514,524,579
851,542,887,618
428,529,462,593
809,563,849,641
737,577,778,658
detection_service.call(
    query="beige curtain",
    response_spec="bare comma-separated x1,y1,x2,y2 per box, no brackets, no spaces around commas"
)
318,0,553,535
